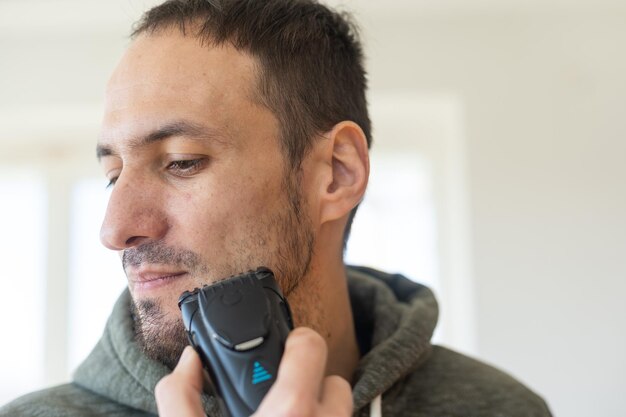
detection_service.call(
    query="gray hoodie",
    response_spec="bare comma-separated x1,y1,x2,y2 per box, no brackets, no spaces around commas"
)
0,266,552,416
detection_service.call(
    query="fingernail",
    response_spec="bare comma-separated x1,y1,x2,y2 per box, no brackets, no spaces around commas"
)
179,345,194,365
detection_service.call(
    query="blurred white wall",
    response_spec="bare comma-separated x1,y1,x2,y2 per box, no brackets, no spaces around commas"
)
357,7,626,417
352,5,626,417
1,1,625,416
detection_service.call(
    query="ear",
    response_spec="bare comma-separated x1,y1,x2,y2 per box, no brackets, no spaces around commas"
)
319,121,370,225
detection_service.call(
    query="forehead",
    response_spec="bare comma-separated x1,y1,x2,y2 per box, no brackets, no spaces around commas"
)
100,30,262,145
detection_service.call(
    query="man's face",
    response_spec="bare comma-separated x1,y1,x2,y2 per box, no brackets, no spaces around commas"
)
98,31,315,368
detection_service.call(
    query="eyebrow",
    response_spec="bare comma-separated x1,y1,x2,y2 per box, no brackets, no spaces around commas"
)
96,120,228,161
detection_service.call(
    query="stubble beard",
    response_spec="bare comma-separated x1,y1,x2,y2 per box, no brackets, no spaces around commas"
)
128,172,316,370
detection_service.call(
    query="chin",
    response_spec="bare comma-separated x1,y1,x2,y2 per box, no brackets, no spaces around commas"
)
130,293,189,370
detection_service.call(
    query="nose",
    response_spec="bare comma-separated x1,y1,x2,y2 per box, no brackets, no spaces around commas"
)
99,171,168,251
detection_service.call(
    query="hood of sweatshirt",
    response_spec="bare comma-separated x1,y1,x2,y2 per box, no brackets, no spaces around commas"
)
73,266,439,416
347,266,438,413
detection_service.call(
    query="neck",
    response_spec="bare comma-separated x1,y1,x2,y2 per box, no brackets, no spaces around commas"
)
324,275,361,382
287,256,360,383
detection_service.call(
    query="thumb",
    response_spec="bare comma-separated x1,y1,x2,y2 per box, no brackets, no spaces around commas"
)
155,346,206,417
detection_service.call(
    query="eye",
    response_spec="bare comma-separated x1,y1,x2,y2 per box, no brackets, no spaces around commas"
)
104,168,121,189
105,177,118,189
167,158,207,176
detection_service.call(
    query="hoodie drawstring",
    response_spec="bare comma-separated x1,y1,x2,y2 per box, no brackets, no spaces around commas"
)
369,394,382,417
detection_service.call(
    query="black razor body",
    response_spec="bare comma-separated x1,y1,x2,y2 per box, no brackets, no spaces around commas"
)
178,267,293,417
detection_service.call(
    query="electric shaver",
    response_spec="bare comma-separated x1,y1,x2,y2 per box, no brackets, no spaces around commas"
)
178,267,293,417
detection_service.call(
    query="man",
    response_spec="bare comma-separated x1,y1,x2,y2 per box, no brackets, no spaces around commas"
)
1,0,551,416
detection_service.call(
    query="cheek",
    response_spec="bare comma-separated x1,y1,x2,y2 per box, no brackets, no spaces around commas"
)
168,178,279,245
169,188,229,239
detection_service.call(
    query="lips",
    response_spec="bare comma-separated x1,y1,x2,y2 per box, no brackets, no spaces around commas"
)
128,267,188,292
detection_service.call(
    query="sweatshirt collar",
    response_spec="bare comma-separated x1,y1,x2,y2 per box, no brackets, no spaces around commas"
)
347,266,438,413
73,267,438,416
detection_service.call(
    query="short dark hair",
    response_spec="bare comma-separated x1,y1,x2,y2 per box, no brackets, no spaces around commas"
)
132,0,371,249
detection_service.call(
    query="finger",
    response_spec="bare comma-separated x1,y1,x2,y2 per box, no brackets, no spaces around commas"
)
155,346,206,417
256,327,328,412
275,327,328,401
320,375,353,416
